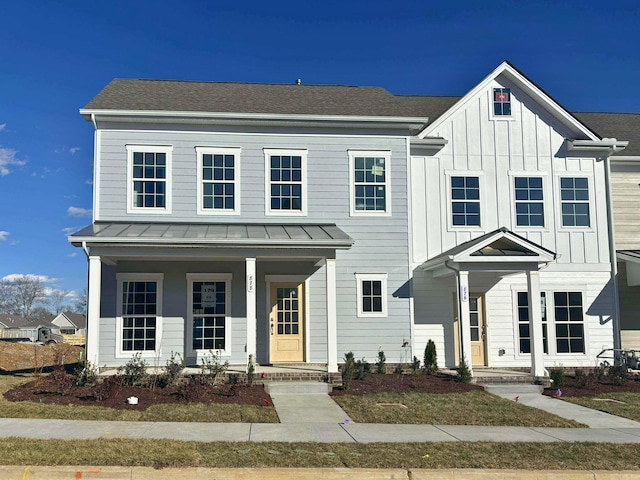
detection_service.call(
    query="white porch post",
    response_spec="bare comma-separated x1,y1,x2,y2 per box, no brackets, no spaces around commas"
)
245,257,257,368
326,258,338,373
457,270,473,375
86,255,102,366
527,270,546,378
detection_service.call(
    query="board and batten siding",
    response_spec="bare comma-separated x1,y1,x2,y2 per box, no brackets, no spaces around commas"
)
410,75,610,267
95,128,412,365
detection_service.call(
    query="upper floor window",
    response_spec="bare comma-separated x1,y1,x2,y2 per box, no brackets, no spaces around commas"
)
515,177,544,227
349,150,391,215
196,147,240,215
451,176,480,226
126,145,172,214
264,149,307,216
493,88,511,116
560,177,590,227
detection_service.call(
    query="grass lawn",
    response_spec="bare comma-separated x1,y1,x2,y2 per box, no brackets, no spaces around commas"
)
0,438,638,470
0,374,278,423
333,391,583,427
564,392,640,422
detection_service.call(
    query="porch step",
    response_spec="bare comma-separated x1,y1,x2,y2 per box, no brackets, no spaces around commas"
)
264,381,330,395
482,384,544,396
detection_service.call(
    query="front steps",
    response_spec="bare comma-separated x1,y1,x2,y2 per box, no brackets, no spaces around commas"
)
264,381,331,395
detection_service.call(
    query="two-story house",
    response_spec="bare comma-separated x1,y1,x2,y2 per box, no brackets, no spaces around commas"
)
70,62,633,378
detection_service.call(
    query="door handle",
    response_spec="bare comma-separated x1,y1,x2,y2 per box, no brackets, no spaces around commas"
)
270,323,274,335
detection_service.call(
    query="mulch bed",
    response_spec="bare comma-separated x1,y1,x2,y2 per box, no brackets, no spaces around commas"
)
4,372,272,410
543,374,640,398
330,373,484,396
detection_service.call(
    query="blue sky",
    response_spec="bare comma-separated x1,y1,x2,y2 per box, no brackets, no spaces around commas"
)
1,0,639,300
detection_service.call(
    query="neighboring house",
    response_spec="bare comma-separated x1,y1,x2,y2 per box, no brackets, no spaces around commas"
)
70,61,634,377
0,314,32,330
51,312,87,335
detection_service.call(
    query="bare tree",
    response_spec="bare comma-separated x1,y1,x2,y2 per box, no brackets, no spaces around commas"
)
5,275,48,321
0,280,18,314
72,288,87,316
48,288,70,315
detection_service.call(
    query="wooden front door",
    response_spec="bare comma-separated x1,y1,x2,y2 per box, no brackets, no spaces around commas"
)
468,295,486,366
269,283,304,362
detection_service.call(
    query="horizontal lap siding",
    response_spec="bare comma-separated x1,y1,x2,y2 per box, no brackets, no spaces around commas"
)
611,167,640,250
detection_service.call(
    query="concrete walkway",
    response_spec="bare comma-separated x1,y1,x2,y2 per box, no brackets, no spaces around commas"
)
266,382,350,424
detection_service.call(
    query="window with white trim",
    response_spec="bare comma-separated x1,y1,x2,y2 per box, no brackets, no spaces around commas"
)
560,177,590,227
196,147,240,214
189,276,231,353
517,291,548,354
126,145,172,213
493,88,511,116
355,274,387,317
349,150,390,215
515,177,544,227
554,291,585,354
451,176,480,226
117,274,163,356
264,149,307,215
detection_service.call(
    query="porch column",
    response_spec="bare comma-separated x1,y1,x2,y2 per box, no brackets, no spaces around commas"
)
457,270,473,375
326,258,338,373
527,270,546,378
245,258,257,368
86,255,102,366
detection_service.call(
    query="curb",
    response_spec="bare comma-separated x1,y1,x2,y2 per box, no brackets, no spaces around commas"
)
1,467,639,479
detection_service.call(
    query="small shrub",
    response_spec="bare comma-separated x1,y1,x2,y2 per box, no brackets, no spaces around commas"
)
455,358,472,383
156,351,184,388
423,339,438,375
354,357,370,381
247,354,256,387
608,364,630,386
375,349,386,374
197,350,229,386
574,369,587,388
549,366,565,389
74,361,98,387
341,352,356,391
118,353,148,386
593,365,606,381
410,356,421,374
228,373,240,385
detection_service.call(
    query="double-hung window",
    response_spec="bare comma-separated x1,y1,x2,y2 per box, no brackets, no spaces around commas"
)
126,145,172,214
517,292,548,354
117,273,163,357
560,177,590,227
554,292,585,354
196,147,240,214
515,177,544,227
349,150,391,215
451,176,480,226
355,274,387,317
187,274,231,356
493,88,511,116
264,149,307,215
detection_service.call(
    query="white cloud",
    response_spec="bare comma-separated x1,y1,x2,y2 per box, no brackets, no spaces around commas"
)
0,231,8,242
0,146,27,176
85,179,93,185
62,226,80,235
69,147,80,155
67,206,92,217
2,273,58,283
0,124,6,132
67,252,78,258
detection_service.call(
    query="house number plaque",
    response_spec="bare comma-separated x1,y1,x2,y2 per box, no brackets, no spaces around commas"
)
247,274,254,293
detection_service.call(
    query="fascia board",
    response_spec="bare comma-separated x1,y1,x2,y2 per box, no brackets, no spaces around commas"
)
79,109,428,127
69,236,354,249
420,61,599,141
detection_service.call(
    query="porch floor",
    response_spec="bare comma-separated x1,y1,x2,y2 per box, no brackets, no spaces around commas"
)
441,367,538,385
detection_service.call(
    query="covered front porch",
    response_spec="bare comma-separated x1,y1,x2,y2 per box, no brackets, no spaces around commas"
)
419,228,557,380
70,222,354,373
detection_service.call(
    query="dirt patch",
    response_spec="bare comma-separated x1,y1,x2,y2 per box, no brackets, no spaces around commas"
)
330,373,484,396
543,374,640,398
4,372,272,409
0,341,84,372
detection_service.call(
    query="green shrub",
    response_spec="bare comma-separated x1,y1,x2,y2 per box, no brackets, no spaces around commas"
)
410,356,421,374
156,351,184,388
454,358,472,383
247,354,256,387
73,360,98,387
118,353,148,386
423,339,438,375
549,367,565,389
197,350,229,386
354,357,370,380
608,364,630,386
342,352,356,391
375,349,386,374
593,365,606,381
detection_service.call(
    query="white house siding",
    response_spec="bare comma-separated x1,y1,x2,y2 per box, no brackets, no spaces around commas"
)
610,165,640,251
409,73,614,369
93,127,412,366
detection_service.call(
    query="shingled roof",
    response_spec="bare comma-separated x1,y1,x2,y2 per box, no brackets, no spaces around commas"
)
574,112,640,157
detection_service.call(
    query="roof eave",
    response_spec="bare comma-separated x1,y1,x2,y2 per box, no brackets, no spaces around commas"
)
69,236,354,249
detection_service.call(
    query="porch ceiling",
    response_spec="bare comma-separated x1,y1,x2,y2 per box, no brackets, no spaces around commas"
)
618,250,640,264
420,227,557,274
69,222,354,249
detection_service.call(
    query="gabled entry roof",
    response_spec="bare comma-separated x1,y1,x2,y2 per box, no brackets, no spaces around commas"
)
420,227,557,271
69,222,354,249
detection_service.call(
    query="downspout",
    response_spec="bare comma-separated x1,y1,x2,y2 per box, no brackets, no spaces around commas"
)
603,153,622,351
